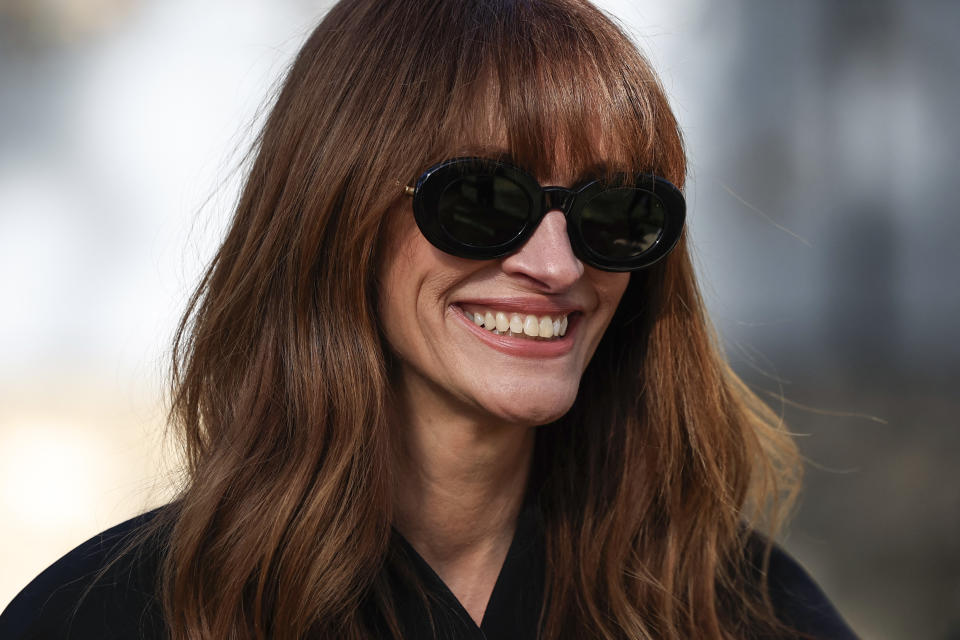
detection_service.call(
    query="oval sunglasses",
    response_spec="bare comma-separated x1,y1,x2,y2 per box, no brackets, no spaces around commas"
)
403,157,685,272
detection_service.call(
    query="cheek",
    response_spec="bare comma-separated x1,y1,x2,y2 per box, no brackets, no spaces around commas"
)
377,275,412,359
594,271,631,314
377,218,423,354
375,214,472,362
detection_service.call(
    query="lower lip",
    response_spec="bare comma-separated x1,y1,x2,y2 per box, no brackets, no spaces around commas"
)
451,305,578,358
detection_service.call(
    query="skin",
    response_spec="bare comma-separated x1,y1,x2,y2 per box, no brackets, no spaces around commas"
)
379,167,630,626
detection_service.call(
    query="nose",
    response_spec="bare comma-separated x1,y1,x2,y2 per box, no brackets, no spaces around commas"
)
500,211,584,292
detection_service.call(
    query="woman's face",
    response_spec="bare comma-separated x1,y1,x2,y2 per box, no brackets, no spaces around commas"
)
378,165,630,427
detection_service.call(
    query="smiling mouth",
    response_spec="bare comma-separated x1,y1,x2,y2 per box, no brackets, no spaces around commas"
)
457,304,574,341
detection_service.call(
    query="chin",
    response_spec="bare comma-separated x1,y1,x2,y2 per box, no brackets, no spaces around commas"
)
479,385,578,427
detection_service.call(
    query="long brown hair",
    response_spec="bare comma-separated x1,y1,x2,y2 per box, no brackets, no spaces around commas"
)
162,0,802,638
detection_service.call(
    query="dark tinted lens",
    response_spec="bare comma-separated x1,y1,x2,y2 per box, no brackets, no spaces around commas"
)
437,174,530,247
579,188,665,259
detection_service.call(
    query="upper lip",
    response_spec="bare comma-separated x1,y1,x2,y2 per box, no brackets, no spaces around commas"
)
452,297,585,316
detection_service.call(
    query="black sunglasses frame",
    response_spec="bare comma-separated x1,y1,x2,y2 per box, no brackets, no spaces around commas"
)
406,157,686,272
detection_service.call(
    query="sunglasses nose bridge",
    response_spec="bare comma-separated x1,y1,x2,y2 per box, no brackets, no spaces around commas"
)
541,186,575,216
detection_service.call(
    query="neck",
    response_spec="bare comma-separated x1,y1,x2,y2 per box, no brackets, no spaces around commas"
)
392,372,536,623
393,390,535,559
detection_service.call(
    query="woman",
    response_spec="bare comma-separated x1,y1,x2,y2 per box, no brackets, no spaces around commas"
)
0,0,858,638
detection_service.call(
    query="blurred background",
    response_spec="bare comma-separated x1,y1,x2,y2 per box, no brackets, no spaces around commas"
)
1,0,957,637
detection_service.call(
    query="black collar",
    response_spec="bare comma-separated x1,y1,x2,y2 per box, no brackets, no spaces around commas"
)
388,501,545,639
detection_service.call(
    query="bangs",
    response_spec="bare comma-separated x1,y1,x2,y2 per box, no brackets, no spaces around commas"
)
426,0,685,187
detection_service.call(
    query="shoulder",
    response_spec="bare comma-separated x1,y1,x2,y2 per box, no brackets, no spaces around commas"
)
0,507,171,640
748,536,859,640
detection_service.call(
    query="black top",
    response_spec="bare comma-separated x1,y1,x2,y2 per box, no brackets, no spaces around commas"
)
0,505,858,639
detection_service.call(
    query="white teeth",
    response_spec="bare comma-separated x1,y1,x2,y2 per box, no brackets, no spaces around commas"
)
539,316,554,338
523,315,539,337
465,306,571,340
